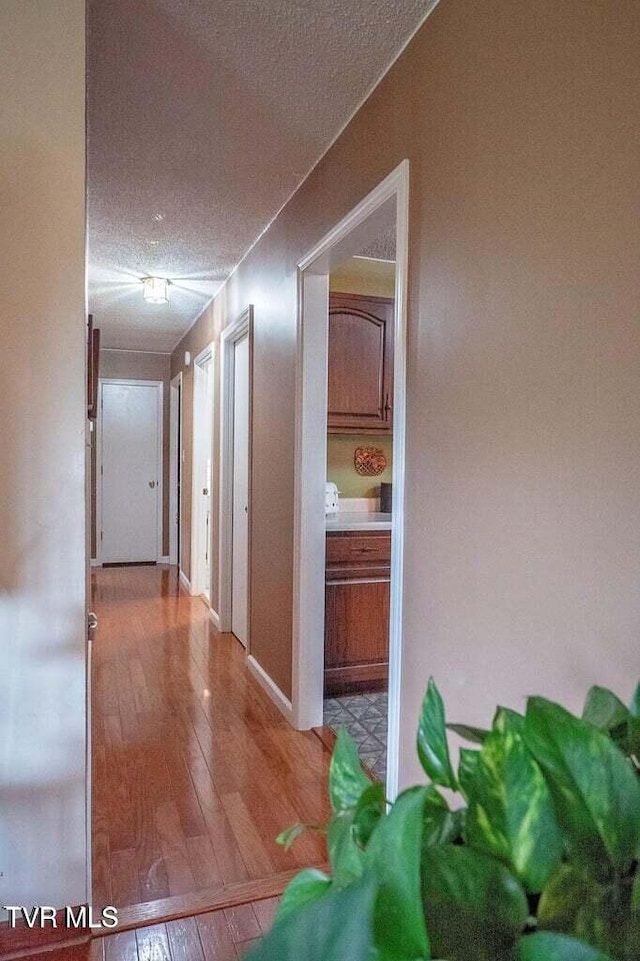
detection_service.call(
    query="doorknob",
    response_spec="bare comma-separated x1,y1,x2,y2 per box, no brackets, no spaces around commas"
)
88,611,98,632
149,480,156,488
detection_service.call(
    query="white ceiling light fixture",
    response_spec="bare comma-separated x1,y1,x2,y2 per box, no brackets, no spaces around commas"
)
142,276,170,304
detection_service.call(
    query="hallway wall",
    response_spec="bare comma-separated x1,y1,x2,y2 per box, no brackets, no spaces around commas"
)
0,0,87,911
174,0,640,784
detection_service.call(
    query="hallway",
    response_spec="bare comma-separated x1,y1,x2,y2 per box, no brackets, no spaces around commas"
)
91,566,331,913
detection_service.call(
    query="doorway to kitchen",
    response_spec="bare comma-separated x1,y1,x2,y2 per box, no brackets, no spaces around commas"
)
293,161,409,799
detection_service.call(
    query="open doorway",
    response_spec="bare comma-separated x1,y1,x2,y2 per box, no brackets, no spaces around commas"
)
191,345,214,599
293,161,409,799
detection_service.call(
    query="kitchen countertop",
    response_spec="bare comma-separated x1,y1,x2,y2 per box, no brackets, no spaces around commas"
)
325,511,392,532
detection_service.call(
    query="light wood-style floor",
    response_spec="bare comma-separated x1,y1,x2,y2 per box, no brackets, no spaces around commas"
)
91,565,331,912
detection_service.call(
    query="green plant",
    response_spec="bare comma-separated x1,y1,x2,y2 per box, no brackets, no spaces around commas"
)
246,680,640,961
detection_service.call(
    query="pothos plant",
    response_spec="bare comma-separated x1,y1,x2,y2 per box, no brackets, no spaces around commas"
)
246,680,640,961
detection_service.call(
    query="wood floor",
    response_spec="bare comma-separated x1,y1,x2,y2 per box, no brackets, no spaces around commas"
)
91,565,331,913
19,896,280,961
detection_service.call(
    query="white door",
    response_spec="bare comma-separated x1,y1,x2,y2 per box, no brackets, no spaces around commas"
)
101,382,160,563
231,335,249,645
199,354,213,600
193,353,213,598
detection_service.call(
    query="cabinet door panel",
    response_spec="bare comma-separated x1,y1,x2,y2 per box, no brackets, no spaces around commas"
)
325,579,389,691
328,294,393,432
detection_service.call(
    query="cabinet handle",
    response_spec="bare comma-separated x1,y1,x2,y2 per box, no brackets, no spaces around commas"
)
384,393,392,418
357,547,377,553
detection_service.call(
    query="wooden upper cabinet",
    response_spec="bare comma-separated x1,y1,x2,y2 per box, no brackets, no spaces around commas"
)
328,292,394,433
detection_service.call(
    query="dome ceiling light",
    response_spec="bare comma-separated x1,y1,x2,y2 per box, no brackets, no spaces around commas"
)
142,276,170,304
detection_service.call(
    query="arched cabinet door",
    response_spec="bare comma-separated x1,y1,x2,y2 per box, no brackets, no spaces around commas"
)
327,292,394,433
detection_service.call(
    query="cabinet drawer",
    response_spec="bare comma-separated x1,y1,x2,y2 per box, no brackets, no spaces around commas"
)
326,532,391,566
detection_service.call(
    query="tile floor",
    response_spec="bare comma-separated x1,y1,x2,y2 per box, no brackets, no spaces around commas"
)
323,691,388,781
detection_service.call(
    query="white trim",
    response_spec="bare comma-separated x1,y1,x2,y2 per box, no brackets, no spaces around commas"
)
218,306,253,635
160,555,170,563
90,559,101,568
179,569,191,593
292,160,410,801
247,655,293,721
97,378,164,565
191,345,214,597
209,608,221,632
169,372,182,566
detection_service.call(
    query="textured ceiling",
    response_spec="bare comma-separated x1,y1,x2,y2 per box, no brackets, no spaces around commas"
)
88,0,438,351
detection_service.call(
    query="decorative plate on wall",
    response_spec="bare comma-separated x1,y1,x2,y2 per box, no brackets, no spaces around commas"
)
354,446,387,476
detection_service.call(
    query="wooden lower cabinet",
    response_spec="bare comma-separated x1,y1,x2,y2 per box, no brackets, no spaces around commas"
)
324,530,390,696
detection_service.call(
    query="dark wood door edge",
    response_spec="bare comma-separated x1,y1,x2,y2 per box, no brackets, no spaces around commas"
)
93,865,329,937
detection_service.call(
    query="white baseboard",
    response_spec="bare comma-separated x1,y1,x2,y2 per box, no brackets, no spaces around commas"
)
179,569,191,593
209,608,221,632
90,558,101,568
247,655,293,721
160,555,170,564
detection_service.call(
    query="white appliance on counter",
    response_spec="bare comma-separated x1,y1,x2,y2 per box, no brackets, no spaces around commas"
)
325,481,339,515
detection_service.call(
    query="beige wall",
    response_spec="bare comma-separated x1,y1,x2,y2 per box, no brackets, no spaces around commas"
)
327,434,393,499
172,0,640,780
330,257,395,298
93,349,171,558
0,0,87,910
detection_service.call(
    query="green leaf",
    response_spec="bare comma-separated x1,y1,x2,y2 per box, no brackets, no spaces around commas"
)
422,787,464,848
352,782,386,848
421,845,528,961
446,723,489,745
327,809,364,889
538,863,635,956
329,728,372,813
582,686,630,732
524,697,640,874
276,868,332,923
492,706,526,735
276,823,307,850
516,932,616,960
366,786,431,960
627,870,640,960
417,678,457,789
246,873,379,961
629,683,640,717
458,748,480,799
464,724,563,891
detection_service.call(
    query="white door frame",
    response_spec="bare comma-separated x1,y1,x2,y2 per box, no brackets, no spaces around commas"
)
293,160,410,801
96,378,164,566
169,372,182,566
191,344,214,597
218,305,253,637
